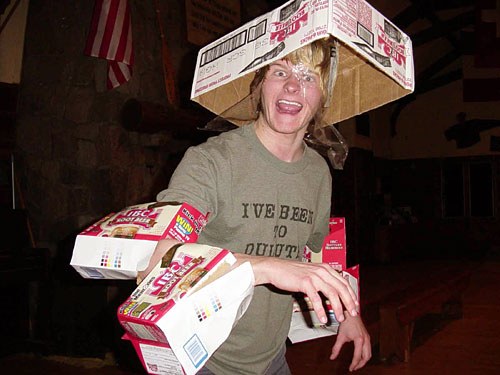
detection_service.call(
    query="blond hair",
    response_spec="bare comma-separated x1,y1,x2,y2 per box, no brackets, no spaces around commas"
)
251,36,335,106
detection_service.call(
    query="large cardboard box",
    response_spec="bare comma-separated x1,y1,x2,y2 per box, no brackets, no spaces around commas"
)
191,0,414,126
70,202,207,279
117,243,255,375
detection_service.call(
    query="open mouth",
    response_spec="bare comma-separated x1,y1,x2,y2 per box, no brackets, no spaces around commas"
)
276,99,303,114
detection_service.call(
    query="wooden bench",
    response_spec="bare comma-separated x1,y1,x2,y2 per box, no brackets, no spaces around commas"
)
378,268,471,362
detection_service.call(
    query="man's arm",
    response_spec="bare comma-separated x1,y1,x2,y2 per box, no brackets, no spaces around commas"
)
233,253,359,323
138,239,359,323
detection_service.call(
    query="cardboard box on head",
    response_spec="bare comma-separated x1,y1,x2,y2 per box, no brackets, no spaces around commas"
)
191,0,414,127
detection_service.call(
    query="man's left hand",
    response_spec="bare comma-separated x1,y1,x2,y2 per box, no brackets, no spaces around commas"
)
330,313,371,372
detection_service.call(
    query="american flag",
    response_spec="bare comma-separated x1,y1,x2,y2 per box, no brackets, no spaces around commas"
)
84,0,134,89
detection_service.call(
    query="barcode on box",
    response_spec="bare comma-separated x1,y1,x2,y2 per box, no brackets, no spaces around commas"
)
200,31,247,67
248,20,267,42
183,334,208,368
357,22,374,47
84,267,105,278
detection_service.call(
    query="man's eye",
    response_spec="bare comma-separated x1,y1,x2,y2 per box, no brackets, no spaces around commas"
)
304,75,315,83
274,70,287,77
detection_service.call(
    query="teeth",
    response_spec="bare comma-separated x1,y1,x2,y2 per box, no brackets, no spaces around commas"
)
278,99,302,108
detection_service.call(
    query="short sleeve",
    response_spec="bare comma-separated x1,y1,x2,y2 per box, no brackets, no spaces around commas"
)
306,171,332,253
156,146,218,217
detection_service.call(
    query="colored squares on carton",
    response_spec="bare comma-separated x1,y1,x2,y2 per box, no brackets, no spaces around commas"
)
100,250,122,268
193,294,223,322
100,250,110,267
210,295,222,312
114,251,122,268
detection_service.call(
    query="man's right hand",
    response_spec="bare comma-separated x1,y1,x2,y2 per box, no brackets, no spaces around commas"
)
233,253,359,324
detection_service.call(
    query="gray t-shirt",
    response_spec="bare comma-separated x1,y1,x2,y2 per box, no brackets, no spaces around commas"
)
157,124,332,375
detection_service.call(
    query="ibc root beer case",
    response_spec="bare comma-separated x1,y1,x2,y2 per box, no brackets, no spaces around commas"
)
117,243,255,375
70,202,207,279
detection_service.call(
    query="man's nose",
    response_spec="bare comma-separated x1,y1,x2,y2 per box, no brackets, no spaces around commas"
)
284,74,302,94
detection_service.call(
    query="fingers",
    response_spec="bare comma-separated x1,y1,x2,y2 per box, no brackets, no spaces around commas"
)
313,265,358,319
349,334,371,372
326,294,345,323
304,280,346,323
359,338,372,369
330,336,345,360
348,336,363,372
349,343,371,371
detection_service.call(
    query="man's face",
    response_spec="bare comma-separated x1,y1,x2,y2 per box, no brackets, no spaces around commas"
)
258,60,322,136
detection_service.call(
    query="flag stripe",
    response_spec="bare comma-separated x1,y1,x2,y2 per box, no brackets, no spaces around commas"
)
83,0,105,55
84,0,133,89
98,0,120,58
107,0,127,59
125,18,134,66
114,2,130,62
108,64,119,89
90,0,112,57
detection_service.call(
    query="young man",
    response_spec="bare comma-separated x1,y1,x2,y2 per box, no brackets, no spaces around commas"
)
142,37,371,374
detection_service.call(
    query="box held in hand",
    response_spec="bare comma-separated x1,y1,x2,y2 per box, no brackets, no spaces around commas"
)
70,202,207,279
118,243,255,375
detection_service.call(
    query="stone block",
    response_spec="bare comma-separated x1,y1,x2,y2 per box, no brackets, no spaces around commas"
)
90,189,114,217
76,214,102,232
101,126,134,168
89,92,123,123
65,86,95,124
59,162,86,186
73,58,96,87
76,122,101,142
48,216,77,242
16,116,52,159
76,139,98,168
52,132,77,163
68,187,91,214
108,168,129,209
137,71,164,102
126,166,146,203
41,160,61,183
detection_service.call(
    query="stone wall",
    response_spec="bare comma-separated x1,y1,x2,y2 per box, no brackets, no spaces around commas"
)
17,1,202,249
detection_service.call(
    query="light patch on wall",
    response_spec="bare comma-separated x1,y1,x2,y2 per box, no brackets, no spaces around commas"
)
0,0,30,84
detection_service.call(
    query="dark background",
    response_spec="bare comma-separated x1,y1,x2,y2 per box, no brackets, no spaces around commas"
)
0,0,498,369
